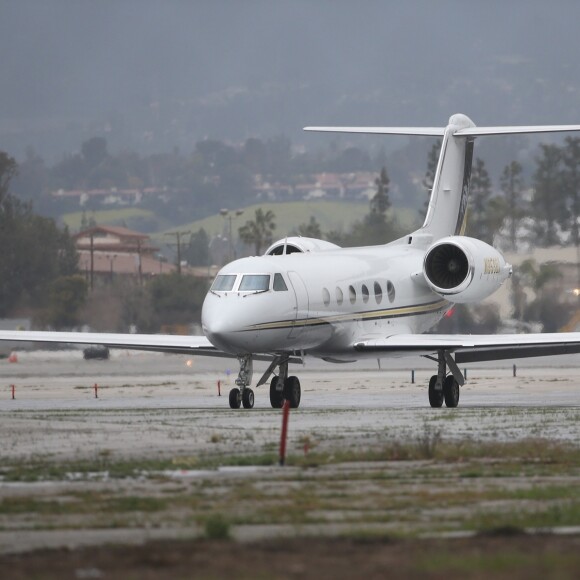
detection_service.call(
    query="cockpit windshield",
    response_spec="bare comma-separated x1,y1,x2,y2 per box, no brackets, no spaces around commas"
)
239,274,270,292
211,274,237,292
273,273,288,291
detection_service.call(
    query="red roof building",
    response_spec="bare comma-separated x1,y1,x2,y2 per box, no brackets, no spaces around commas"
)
73,226,176,282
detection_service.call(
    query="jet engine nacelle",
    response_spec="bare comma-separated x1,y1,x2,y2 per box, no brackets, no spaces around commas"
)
423,236,511,303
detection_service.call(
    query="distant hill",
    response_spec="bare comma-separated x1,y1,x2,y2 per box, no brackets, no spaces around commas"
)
60,201,421,243
61,208,157,233
160,201,420,241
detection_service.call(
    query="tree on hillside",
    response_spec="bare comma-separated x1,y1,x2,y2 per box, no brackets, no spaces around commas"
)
500,160,526,251
239,208,276,255
193,139,237,173
422,139,441,215
0,151,79,317
265,137,292,179
10,147,47,203
296,216,322,238
518,259,570,331
45,275,88,329
184,228,210,266
81,137,108,169
0,152,18,203
330,166,403,247
148,273,207,326
466,158,494,243
561,137,580,286
369,167,391,218
242,138,267,173
532,144,564,247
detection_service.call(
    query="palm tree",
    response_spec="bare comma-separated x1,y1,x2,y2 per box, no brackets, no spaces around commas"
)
238,208,276,255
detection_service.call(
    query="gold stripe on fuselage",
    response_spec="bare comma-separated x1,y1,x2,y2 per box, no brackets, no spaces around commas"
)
245,299,449,332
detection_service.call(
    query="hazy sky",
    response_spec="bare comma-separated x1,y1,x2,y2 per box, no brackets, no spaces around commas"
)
2,1,580,158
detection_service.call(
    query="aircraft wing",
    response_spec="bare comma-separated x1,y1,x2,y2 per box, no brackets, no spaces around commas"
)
0,329,227,356
354,332,580,364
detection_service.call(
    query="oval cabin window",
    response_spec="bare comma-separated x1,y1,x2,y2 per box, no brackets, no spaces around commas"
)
387,281,395,303
361,284,369,304
374,281,383,304
349,285,356,304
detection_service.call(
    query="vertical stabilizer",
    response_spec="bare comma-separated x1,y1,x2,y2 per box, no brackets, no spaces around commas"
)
304,115,580,243
420,114,475,240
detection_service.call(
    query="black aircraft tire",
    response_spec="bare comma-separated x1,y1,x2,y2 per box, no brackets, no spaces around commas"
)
443,375,460,408
269,377,284,408
428,375,444,408
228,388,241,409
242,388,255,409
284,376,301,408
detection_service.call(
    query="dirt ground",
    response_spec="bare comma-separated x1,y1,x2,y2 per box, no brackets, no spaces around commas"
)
3,535,580,579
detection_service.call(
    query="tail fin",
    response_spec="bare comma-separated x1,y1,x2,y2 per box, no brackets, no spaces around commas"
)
304,115,580,241
421,114,475,239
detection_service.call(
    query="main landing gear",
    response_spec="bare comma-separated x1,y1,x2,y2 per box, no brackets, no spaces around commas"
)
267,357,301,409
228,354,302,410
427,351,463,408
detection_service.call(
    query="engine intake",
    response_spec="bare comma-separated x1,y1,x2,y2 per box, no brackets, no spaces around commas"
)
423,236,511,303
424,243,469,289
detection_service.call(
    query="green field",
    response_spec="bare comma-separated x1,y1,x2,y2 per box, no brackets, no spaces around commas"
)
162,200,419,239
61,208,156,231
62,200,420,241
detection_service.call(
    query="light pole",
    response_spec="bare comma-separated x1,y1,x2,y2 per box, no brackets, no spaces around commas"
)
220,208,244,261
164,231,191,275
107,254,117,284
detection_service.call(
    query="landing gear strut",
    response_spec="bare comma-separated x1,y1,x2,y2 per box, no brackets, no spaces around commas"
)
427,350,462,408
229,355,254,409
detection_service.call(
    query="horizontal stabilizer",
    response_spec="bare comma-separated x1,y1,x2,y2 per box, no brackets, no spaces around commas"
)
455,125,580,136
304,124,580,138
303,126,445,136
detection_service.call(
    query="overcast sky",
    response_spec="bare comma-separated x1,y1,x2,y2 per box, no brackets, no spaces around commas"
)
2,1,580,158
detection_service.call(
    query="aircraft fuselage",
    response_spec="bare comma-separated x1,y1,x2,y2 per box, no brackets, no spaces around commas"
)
202,235,449,360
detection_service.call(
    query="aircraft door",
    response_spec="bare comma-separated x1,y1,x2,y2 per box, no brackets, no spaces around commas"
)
287,271,309,339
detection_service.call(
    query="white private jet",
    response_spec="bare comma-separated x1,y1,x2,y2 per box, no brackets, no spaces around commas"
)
3,113,580,410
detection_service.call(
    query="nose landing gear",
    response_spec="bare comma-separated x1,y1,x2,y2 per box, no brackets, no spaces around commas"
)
229,355,255,409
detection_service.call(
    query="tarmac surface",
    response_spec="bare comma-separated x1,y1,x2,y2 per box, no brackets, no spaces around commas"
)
1,349,580,561
0,350,579,462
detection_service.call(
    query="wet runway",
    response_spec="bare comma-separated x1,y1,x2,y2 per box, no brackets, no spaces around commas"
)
1,350,579,462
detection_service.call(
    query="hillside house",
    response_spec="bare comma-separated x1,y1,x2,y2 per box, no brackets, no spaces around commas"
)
73,226,176,284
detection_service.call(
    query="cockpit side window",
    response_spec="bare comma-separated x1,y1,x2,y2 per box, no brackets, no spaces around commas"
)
273,273,288,291
211,274,237,292
239,274,271,291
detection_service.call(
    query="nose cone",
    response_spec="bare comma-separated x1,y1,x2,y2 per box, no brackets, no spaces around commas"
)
202,293,248,354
